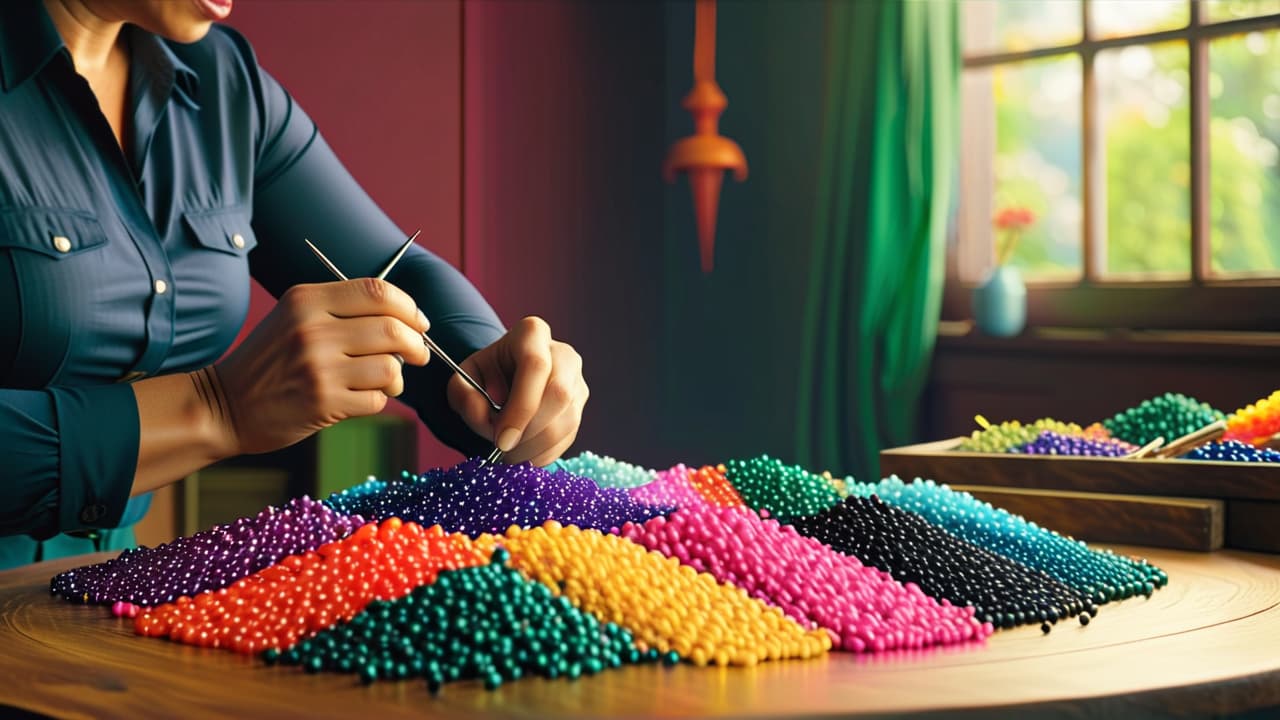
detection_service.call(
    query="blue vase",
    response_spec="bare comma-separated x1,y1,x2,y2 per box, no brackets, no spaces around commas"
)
972,265,1026,337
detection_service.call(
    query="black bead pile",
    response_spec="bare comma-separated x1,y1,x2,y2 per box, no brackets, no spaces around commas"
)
271,548,650,691
324,457,671,538
50,497,363,605
790,497,1094,631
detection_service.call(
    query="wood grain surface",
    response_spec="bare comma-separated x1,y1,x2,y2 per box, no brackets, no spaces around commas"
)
2,547,1280,719
951,485,1224,552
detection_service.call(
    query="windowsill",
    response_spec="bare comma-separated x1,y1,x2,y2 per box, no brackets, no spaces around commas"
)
936,320,1280,360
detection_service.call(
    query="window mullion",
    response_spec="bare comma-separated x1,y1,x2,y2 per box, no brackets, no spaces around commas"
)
1189,0,1210,284
1081,1,1101,283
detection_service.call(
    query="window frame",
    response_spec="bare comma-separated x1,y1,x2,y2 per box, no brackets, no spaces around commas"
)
946,2,1280,331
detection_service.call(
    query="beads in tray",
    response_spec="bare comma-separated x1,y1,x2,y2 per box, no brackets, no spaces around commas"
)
1102,392,1225,447
1223,390,1280,447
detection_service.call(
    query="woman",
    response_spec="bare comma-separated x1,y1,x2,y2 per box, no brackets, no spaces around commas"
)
0,0,589,569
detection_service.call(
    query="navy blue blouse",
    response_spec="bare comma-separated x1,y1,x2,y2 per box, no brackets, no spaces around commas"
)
0,1,504,561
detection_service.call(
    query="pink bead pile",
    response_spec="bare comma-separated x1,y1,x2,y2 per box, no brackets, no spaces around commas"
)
628,464,714,510
617,505,992,653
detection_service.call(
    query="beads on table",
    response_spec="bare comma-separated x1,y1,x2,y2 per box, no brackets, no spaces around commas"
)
618,506,989,653
275,549,646,690
1182,440,1280,463
628,464,715,511
863,477,1167,603
51,496,364,606
956,418,1086,454
559,451,658,488
324,457,669,537
134,519,488,654
1012,430,1133,457
687,464,746,508
495,521,832,665
790,497,1089,631
1102,392,1225,447
1224,390,1280,446
721,455,844,521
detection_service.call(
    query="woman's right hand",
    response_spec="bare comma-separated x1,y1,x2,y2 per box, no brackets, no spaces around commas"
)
206,278,430,456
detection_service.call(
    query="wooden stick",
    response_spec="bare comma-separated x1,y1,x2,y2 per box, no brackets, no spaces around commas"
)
1125,437,1165,459
1154,420,1228,459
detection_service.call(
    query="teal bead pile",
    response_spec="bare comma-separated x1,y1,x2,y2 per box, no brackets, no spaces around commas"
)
559,451,657,489
722,455,843,521
857,477,1168,604
956,418,1085,454
273,548,647,691
1102,392,1225,446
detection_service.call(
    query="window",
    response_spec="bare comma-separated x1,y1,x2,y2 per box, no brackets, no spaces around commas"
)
951,0,1280,330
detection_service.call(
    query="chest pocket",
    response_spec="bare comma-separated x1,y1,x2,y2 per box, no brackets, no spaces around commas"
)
182,207,258,256
0,207,110,387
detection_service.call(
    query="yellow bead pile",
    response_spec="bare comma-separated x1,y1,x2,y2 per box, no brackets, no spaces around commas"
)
483,521,831,667
956,417,1086,453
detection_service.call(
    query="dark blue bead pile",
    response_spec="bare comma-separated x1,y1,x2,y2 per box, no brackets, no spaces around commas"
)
1183,440,1280,463
857,477,1168,605
791,496,1091,632
324,458,671,537
1012,430,1129,457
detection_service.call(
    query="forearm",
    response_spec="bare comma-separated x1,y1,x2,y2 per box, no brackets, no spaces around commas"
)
130,369,237,495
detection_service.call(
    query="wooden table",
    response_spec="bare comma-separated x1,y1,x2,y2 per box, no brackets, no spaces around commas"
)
3,546,1279,719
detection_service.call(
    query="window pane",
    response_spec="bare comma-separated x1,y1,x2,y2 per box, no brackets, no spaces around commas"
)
1099,42,1191,277
963,0,1081,55
1091,1,1189,38
960,57,1083,281
1205,0,1280,23
1210,31,1280,276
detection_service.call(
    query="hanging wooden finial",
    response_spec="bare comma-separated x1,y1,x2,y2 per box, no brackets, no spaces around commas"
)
662,0,748,272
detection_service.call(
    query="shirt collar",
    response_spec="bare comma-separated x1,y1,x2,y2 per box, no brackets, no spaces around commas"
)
0,0,200,106
0,0,68,92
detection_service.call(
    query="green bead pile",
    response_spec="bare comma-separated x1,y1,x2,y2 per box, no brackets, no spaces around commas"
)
559,451,657,489
722,455,843,521
271,548,647,692
956,418,1085,453
1102,392,1225,447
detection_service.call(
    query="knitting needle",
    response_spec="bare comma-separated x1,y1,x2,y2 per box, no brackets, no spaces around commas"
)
304,236,506,461
375,229,421,280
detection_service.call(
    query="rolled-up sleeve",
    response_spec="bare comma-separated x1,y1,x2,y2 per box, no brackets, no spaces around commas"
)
230,32,505,458
0,384,139,538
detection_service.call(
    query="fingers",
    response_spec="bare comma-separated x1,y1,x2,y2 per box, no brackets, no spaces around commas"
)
316,278,430,334
334,316,430,366
447,368,501,441
492,317,554,452
344,354,406,398
515,342,584,444
500,377,587,466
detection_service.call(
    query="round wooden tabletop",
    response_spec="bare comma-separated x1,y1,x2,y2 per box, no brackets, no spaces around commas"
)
2,545,1279,719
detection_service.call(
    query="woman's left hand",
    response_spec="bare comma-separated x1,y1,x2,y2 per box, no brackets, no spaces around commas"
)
446,316,588,466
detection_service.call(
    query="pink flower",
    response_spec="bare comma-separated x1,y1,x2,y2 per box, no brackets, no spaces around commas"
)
993,207,1036,230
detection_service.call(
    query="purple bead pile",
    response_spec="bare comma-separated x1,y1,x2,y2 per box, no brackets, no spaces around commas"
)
50,497,364,606
323,458,672,538
1011,430,1131,457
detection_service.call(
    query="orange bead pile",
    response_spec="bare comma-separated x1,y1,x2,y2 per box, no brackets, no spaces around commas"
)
135,519,488,654
686,464,746,508
1225,390,1280,446
489,521,831,666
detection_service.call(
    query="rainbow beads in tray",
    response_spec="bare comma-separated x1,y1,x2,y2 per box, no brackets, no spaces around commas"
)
54,450,1170,695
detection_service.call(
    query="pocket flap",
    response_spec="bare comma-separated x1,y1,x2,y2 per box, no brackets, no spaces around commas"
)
183,207,258,256
0,207,108,259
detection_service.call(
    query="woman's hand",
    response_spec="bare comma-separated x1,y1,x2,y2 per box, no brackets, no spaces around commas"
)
447,316,588,466
208,278,431,456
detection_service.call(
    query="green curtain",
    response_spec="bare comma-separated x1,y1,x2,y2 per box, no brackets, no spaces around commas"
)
795,0,959,482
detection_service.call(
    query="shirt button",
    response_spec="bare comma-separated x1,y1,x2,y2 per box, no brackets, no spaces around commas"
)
154,279,168,295
231,233,246,249
52,235,72,253
79,504,107,524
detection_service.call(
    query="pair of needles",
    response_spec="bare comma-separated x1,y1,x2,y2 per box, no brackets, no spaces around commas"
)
305,231,505,465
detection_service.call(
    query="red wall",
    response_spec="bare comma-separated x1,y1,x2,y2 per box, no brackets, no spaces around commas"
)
227,0,464,469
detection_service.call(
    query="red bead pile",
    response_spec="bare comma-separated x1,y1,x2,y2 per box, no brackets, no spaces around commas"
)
135,518,488,654
618,506,991,653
